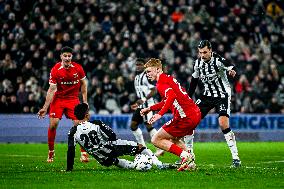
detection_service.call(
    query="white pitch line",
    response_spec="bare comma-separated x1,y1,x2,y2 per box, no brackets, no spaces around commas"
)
244,166,278,170
255,160,284,164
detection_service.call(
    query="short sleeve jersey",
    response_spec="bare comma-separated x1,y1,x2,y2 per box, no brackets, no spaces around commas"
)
156,73,199,119
49,62,86,99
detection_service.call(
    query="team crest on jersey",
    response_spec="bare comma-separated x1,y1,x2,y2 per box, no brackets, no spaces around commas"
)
73,73,78,78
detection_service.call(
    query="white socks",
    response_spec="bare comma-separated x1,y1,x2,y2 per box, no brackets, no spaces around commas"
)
224,131,240,160
149,128,157,138
132,128,146,146
117,159,135,169
184,134,194,153
183,131,240,160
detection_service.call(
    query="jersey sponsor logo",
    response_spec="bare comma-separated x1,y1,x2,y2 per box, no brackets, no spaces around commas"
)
200,74,219,84
73,73,78,78
60,80,79,85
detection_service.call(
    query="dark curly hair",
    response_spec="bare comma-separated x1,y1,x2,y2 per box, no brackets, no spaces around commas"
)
74,103,89,120
198,40,212,49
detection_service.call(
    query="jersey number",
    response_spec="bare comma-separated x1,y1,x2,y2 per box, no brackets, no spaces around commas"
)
196,99,201,105
80,130,100,148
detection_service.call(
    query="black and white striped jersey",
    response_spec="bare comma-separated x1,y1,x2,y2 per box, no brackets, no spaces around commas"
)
192,52,234,98
134,71,155,108
67,120,117,168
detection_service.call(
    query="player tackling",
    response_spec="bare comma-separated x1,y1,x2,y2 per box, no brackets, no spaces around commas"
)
66,103,175,171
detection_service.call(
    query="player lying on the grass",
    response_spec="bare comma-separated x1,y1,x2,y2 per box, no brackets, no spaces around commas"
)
66,103,175,171
140,58,201,171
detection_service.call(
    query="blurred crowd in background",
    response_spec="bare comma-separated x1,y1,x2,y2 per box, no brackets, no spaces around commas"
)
0,0,284,114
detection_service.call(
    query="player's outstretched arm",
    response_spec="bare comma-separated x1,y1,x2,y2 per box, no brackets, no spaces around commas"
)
66,127,77,171
37,84,57,119
149,114,162,124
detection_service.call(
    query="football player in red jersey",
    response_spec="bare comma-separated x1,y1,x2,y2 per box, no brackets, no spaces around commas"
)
37,46,89,163
140,58,201,171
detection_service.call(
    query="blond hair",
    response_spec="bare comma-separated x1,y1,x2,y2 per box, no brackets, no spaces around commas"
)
144,58,162,69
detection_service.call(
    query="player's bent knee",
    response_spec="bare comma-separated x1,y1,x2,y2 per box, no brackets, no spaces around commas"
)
49,124,58,130
151,135,159,147
219,116,229,129
50,118,60,129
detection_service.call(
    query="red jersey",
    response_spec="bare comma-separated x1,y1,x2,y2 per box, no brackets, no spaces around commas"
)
150,73,199,119
49,62,86,99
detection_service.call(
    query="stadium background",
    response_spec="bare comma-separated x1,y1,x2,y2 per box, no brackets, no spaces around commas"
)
0,0,284,142
0,1,284,189
0,0,283,115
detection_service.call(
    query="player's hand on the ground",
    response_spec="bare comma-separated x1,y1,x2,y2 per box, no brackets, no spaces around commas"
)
37,108,47,119
140,107,150,116
149,114,162,124
228,70,236,77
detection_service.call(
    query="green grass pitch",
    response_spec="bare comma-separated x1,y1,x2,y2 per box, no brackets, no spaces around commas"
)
0,142,283,189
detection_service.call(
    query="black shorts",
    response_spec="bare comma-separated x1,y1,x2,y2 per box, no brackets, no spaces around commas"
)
111,139,140,157
131,108,152,124
100,139,140,166
195,95,231,118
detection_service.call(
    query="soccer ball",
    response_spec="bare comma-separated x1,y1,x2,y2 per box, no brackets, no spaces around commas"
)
134,154,153,171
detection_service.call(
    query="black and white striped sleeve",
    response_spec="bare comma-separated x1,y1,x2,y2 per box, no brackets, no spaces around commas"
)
91,120,117,141
214,53,235,71
192,59,200,79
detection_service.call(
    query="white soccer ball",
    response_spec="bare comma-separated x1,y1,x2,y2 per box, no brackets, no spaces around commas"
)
134,154,153,171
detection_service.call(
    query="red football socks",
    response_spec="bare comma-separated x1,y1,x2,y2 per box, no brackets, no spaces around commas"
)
48,127,56,151
80,147,86,153
169,144,183,156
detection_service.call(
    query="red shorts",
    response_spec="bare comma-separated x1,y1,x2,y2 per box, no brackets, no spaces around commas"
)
162,111,201,138
49,98,80,120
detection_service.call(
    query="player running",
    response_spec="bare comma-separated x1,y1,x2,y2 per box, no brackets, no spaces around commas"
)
130,58,164,156
140,58,201,171
37,46,89,163
185,40,241,167
66,103,175,171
